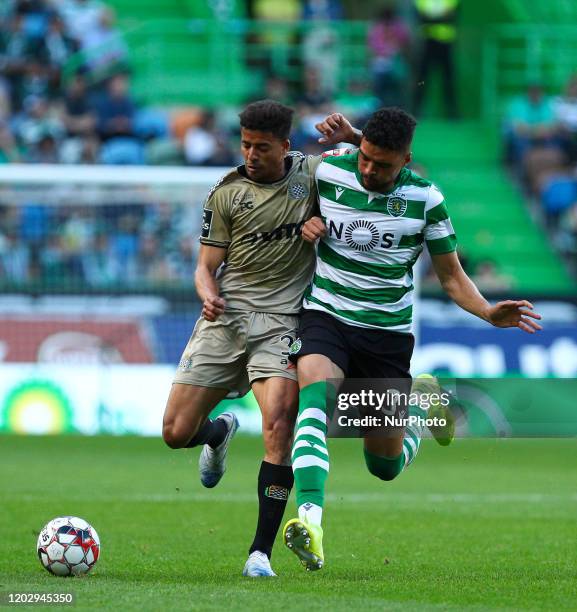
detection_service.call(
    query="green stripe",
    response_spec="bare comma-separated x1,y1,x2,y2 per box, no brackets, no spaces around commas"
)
296,417,327,434
306,294,413,328
426,202,449,225
313,273,412,304
318,179,425,218
322,152,359,173
293,433,327,449
318,242,409,280
292,445,329,463
426,234,457,255
398,233,424,248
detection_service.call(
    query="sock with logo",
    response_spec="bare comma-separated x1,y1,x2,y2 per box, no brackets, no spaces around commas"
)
292,382,333,527
249,461,294,559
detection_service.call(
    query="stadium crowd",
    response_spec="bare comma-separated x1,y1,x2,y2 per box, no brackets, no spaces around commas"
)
504,76,577,270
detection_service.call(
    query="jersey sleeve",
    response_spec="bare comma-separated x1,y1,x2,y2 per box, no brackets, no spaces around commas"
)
423,184,458,255
199,186,232,247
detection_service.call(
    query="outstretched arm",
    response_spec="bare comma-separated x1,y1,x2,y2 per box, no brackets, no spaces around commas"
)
195,244,227,321
315,113,362,147
431,251,542,333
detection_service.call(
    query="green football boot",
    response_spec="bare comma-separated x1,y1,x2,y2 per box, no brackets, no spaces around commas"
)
413,373,455,446
283,518,324,571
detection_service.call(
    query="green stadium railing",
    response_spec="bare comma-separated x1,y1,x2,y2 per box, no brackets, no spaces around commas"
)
64,19,371,107
482,24,577,119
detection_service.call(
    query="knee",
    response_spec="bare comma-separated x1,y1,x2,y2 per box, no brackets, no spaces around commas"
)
162,421,198,449
364,450,403,482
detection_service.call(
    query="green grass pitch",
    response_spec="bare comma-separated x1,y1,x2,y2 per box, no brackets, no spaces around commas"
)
1,435,575,611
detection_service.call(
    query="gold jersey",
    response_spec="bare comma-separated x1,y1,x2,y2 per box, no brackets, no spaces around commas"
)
200,152,322,314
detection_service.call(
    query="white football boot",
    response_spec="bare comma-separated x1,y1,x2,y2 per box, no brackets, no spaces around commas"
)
242,551,277,577
198,412,239,488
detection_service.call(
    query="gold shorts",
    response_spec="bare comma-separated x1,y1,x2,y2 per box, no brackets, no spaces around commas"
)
173,310,298,397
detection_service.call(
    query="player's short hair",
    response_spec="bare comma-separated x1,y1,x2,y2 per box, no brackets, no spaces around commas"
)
239,100,294,140
362,107,417,153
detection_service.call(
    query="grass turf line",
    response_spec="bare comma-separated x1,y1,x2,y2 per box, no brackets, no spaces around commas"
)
1,435,575,611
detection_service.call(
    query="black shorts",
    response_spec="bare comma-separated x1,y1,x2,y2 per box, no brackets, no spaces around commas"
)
289,309,414,379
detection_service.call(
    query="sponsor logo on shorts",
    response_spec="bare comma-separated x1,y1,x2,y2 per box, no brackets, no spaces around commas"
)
289,338,302,355
178,357,193,371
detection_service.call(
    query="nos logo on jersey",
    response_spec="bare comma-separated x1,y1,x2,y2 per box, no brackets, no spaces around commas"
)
386,195,407,217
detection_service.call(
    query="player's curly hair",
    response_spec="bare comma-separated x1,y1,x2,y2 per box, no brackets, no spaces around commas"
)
362,107,417,152
239,99,294,140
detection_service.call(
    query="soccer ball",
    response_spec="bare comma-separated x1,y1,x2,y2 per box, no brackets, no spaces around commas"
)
37,516,100,576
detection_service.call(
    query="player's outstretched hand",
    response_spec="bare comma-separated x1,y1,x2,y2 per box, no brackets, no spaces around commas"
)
487,300,542,333
202,295,225,321
315,113,359,146
302,216,327,243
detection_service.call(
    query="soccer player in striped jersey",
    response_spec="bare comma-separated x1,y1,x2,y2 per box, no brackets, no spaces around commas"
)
283,107,543,571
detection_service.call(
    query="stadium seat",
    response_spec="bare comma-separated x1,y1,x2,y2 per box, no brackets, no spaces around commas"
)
99,138,145,165
540,176,577,214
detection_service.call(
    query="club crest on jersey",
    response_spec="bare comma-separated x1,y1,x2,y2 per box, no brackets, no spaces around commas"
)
289,182,309,199
386,195,407,217
289,338,302,355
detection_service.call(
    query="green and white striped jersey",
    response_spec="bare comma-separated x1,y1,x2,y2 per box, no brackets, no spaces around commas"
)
303,150,457,333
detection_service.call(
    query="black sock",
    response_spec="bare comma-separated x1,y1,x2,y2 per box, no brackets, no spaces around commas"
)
185,418,227,449
249,462,294,559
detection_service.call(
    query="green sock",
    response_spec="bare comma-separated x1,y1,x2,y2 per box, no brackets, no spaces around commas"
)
292,382,331,525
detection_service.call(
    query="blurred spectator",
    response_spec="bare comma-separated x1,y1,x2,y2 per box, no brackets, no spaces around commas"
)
0,13,44,109
471,259,512,292
554,75,577,163
296,66,332,111
184,111,235,166
14,95,64,155
302,0,343,97
18,58,51,102
367,6,411,107
93,73,136,141
504,84,560,171
413,0,460,118
81,8,128,77
62,73,95,136
58,0,106,47
0,121,22,162
42,13,79,88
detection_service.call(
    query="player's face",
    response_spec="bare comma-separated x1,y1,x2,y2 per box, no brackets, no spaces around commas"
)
358,139,411,193
240,128,289,183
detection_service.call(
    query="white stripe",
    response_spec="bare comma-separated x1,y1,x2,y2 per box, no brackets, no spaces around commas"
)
319,197,425,234
403,447,410,468
316,258,413,290
297,408,327,427
292,439,329,456
292,454,330,472
404,435,418,460
317,162,362,191
319,213,423,266
303,300,412,332
294,425,326,443
309,285,414,313
424,185,444,211
424,218,455,241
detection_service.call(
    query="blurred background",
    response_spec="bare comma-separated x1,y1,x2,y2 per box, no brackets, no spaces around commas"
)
0,0,576,436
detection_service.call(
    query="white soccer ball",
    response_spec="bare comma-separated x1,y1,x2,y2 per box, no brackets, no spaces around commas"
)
37,516,100,576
